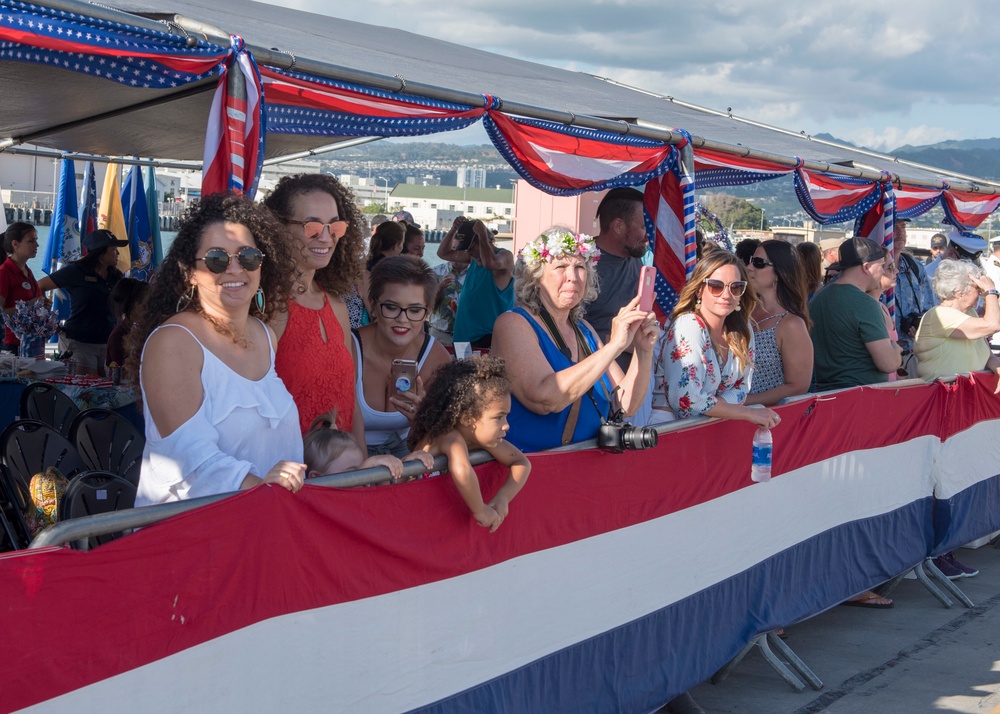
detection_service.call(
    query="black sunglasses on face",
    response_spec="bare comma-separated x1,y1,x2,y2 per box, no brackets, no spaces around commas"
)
704,279,748,298
749,256,773,269
197,246,265,274
288,219,348,240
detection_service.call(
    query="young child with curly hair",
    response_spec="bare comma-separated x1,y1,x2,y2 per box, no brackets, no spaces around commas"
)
304,411,432,480
408,356,531,532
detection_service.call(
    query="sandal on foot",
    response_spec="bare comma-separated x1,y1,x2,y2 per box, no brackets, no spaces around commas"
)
841,591,893,609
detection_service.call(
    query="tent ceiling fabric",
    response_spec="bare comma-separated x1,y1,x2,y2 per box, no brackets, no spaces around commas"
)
2,0,994,189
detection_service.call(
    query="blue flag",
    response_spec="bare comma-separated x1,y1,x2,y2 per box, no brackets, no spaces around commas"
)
44,159,80,330
144,165,163,270
121,165,154,281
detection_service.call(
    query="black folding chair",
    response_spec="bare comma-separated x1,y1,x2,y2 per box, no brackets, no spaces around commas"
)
69,408,145,487
59,471,137,550
19,382,81,438
0,463,28,550
0,420,87,513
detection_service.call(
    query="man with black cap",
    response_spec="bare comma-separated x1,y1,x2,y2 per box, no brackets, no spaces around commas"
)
810,237,902,391
926,232,947,264
37,228,127,375
583,187,647,370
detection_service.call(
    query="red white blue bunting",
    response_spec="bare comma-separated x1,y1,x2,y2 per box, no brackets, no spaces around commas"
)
483,111,675,195
692,147,797,190
793,169,881,225
644,132,696,319
941,188,1000,230
201,35,265,197
260,67,487,137
0,0,224,86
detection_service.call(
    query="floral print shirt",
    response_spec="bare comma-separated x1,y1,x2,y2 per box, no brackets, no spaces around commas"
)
652,312,755,418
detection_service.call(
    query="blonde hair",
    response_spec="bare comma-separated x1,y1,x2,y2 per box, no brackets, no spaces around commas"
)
303,410,360,475
670,250,758,371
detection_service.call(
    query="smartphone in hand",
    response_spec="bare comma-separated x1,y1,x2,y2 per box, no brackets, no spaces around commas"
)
391,359,418,397
638,265,656,313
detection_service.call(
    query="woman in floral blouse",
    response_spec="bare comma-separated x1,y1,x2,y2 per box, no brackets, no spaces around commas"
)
653,250,781,428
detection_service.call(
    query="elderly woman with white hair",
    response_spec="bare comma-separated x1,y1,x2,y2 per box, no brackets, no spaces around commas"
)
490,228,658,452
914,259,1000,383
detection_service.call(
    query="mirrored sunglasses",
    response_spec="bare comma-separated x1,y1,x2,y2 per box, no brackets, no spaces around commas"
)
288,219,348,240
197,246,265,274
704,279,748,298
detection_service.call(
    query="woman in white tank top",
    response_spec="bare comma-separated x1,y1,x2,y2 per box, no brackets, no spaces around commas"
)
126,195,307,506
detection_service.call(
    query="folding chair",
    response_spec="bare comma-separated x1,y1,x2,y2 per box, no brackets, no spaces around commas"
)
0,463,27,550
69,408,145,487
19,382,81,438
59,471,137,550
0,419,87,507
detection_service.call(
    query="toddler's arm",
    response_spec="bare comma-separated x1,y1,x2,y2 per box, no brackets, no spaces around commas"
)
442,432,501,531
483,440,531,522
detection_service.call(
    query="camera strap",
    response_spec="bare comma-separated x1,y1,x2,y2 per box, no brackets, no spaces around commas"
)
536,307,612,444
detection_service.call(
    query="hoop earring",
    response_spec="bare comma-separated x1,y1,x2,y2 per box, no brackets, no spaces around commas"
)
255,287,266,314
176,285,195,313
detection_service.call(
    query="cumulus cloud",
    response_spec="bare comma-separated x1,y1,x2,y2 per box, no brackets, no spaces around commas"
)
275,0,999,141
842,125,962,152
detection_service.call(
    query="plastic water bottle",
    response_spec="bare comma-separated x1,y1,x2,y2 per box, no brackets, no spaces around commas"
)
751,427,772,483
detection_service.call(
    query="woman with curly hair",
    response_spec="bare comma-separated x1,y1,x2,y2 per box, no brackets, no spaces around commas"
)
409,356,530,532
263,173,367,440
652,250,780,427
490,227,657,452
127,194,306,506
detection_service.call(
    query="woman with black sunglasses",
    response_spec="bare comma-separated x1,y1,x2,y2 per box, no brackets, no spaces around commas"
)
652,250,780,428
264,173,368,441
351,256,451,458
744,240,813,406
127,194,306,506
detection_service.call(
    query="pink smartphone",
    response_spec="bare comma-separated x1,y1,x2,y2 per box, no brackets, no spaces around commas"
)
638,266,656,313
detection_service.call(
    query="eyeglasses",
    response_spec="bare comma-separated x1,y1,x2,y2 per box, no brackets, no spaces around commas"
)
197,246,265,274
287,219,348,240
704,279,748,298
376,301,428,321
748,256,773,269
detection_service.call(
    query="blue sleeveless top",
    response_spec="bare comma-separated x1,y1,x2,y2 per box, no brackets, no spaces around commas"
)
505,307,613,453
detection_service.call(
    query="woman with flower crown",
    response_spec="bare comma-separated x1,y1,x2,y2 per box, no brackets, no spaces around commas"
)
490,227,658,452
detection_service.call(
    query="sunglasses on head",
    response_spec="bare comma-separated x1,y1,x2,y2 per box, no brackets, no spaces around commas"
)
704,279,748,298
197,246,265,274
748,256,773,269
288,219,348,240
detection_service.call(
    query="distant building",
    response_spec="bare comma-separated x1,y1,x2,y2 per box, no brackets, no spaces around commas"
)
390,184,513,231
456,166,487,189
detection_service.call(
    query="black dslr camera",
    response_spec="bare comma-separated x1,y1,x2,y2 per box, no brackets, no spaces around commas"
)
596,409,658,454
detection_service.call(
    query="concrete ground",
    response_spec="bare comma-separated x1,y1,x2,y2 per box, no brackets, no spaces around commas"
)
683,543,1000,714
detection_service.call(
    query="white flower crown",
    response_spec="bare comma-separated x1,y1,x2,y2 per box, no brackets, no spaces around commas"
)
518,230,601,267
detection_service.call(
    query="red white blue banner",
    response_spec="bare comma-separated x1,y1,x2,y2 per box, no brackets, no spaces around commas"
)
692,146,797,189
644,136,695,319
0,0,224,86
483,111,676,195
201,35,265,197
7,378,1000,712
941,188,1000,230
261,67,487,137
793,169,882,224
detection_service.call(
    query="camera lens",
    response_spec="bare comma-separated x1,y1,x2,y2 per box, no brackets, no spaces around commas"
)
622,425,658,451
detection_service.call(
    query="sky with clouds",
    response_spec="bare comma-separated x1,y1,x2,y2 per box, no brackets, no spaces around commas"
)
269,0,998,151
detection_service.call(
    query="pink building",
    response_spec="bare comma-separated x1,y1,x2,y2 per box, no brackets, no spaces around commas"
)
512,181,610,252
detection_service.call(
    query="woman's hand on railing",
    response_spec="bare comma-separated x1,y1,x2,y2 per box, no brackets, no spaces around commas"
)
262,460,307,493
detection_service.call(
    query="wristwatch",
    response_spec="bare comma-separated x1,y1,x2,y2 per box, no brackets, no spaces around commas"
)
984,289,999,297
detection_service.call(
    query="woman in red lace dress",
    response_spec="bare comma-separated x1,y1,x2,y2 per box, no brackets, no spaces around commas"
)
264,174,367,439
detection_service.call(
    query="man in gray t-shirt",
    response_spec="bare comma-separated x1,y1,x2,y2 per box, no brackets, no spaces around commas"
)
583,187,647,369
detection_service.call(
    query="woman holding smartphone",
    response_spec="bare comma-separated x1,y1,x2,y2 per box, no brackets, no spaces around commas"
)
352,256,451,458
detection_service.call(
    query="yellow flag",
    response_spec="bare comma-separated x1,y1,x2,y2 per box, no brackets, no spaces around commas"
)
97,162,130,273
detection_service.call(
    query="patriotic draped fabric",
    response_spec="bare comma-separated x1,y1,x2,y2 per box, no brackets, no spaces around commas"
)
853,184,897,316
0,0,224,87
793,169,881,225
483,111,676,195
261,67,487,137
201,35,265,197
643,135,696,319
941,189,1000,230
692,147,798,190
